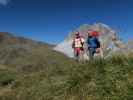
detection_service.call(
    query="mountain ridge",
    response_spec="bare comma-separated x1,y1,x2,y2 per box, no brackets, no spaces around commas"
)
54,23,132,58
0,32,73,73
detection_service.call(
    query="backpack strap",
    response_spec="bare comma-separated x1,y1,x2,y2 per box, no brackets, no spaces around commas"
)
79,37,84,47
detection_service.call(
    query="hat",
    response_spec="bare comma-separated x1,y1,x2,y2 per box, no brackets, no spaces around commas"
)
89,31,99,37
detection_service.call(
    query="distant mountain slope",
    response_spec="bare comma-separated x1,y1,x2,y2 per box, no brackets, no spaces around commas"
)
0,32,73,73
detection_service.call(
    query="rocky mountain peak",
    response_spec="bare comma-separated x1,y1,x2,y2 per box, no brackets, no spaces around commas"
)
54,23,130,58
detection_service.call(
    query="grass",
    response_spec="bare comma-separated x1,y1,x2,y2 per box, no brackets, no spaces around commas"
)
0,55,133,100
0,70,17,87
0,32,132,100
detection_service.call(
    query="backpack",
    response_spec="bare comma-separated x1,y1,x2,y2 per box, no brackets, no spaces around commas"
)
87,36,100,48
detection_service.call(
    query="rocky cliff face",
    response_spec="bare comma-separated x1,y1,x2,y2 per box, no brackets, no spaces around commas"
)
54,23,130,58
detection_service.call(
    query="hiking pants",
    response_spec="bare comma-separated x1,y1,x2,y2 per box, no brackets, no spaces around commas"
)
88,47,96,59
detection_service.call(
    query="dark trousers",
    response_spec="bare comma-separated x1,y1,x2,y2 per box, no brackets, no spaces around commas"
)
88,47,96,59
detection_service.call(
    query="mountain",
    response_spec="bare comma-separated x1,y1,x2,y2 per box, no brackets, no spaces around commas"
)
54,23,131,58
0,32,133,100
128,40,133,50
0,32,73,72
0,32,76,99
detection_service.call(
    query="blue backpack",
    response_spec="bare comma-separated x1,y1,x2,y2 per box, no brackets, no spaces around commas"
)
87,36,100,48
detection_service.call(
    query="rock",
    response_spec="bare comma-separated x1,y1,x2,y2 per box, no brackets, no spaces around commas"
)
54,23,129,59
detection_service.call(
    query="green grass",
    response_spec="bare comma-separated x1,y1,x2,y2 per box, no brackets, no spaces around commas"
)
0,55,133,100
0,70,17,87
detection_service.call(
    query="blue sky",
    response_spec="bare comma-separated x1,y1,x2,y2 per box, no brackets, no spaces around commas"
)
0,0,133,44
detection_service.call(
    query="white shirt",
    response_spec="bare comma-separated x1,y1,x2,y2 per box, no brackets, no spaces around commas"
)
73,37,85,48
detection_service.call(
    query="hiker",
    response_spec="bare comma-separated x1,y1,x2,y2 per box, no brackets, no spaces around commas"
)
72,32,85,62
87,31,101,59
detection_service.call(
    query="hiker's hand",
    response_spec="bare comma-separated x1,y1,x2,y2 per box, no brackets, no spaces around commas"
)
96,48,100,53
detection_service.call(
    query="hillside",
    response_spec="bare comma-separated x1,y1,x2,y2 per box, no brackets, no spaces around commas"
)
0,32,74,72
0,55,133,100
0,32,133,100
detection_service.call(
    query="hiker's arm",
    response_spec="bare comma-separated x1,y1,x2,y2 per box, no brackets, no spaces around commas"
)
95,38,100,48
72,40,75,48
86,38,89,47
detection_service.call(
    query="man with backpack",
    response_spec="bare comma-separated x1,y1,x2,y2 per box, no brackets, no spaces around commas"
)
72,32,85,62
87,31,101,59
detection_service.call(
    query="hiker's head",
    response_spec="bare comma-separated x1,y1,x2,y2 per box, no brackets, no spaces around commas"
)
75,32,80,38
88,31,93,37
88,31,99,37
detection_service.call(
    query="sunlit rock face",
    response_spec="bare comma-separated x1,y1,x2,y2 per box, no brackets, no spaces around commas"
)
54,23,129,58
127,40,133,53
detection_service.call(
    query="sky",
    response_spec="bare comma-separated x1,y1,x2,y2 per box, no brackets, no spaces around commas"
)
0,0,133,44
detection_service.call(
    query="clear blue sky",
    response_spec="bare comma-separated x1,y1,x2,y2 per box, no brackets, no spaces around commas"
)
0,0,133,44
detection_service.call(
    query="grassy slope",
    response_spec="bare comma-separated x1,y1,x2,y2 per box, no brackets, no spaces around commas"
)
0,32,74,73
0,32,74,99
0,32,133,100
0,55,133,100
